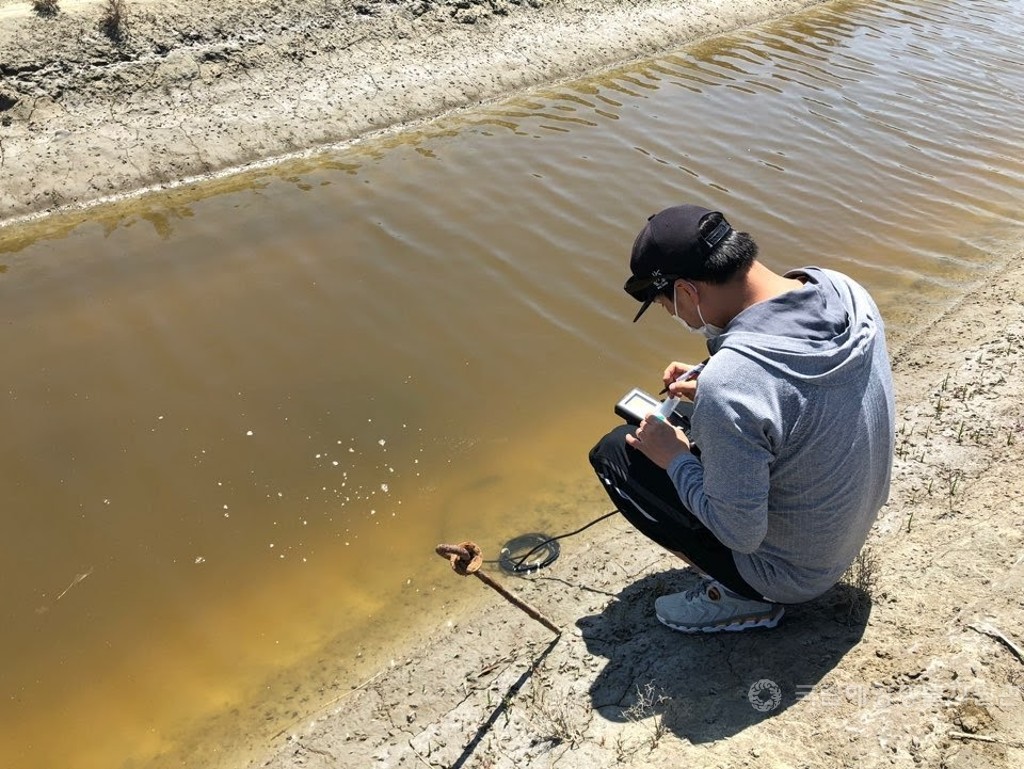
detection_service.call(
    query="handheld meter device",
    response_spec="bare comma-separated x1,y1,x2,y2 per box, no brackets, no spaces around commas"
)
614,388,661,425
614,388,694,431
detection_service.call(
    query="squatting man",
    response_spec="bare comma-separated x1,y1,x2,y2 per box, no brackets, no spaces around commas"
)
590,204,895,632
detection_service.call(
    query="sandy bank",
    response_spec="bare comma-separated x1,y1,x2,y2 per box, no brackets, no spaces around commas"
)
0,0,821,225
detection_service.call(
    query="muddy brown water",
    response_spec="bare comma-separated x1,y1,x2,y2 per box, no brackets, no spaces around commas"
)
1,0,1022,766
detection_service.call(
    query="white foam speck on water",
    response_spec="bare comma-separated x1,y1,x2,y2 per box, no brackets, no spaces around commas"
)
380,484,389,493
246,430,253,436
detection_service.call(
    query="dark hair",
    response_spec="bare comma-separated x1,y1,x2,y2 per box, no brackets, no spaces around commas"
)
655,212,758,295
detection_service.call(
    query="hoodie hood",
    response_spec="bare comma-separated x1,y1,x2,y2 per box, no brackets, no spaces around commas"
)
708,267,881,383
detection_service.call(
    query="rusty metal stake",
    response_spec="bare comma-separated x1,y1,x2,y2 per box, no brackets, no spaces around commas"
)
435,542,561,636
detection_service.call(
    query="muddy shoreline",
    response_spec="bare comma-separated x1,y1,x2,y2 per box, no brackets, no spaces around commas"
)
0,0,822,225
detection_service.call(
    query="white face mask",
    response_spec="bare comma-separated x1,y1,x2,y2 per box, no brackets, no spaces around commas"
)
673,283,725,340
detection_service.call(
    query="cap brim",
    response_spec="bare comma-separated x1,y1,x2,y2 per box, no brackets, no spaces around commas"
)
632,297,655,323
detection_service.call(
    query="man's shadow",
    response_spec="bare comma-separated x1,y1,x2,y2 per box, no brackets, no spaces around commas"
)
577,569,871,742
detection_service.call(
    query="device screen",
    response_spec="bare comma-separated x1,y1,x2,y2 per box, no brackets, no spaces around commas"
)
622,391,658,418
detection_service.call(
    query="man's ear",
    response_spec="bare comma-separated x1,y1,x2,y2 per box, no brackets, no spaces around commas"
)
675,279,699,304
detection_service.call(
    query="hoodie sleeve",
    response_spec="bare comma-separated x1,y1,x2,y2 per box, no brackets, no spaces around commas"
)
665,366,775,554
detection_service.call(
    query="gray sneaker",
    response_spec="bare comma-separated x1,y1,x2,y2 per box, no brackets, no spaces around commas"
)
655,579,784,633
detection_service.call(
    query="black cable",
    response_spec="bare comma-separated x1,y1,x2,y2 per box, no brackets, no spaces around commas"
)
493,509,619,575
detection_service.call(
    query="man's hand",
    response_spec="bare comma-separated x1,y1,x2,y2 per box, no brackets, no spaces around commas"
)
663,361,700,401
625,415,691,469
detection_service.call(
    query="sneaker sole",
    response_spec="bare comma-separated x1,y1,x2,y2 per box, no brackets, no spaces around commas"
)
657,606,785,634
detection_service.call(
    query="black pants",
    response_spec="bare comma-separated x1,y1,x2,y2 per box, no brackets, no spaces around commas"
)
588,424,765,601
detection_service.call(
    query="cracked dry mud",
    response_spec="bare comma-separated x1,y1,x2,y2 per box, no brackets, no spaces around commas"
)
0,0,817,223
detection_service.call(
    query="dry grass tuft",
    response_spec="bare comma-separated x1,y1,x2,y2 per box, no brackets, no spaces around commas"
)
99,0,128,41
624,682,669,741
838,546,879,624
32,0,60,16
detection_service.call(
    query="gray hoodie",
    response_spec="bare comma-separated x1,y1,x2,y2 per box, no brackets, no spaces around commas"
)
667,267,895,603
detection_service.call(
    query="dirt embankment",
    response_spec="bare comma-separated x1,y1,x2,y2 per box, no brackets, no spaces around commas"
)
0,0,818,224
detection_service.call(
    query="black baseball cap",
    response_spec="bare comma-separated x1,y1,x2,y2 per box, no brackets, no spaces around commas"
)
623,204,733,322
